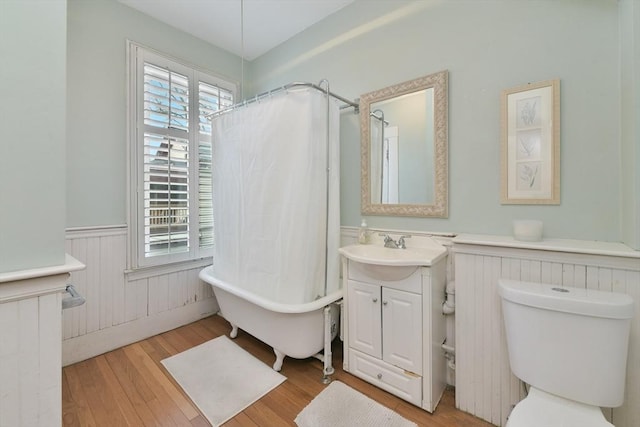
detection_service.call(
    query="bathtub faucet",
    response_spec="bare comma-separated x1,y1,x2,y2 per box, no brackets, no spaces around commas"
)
380,234,411,249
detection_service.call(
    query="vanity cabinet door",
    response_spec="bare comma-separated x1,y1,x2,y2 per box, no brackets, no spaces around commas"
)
348,280,382,358
382,287,423,375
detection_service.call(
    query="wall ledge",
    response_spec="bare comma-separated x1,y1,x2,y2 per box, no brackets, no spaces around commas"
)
453,234,639,271
0,254,86,303
0,254,85,284
453,234,639,259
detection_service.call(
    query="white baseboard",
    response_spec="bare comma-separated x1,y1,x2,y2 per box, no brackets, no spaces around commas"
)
62,298,219,366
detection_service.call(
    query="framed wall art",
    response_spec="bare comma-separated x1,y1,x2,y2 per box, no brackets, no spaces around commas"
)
501,79,560,204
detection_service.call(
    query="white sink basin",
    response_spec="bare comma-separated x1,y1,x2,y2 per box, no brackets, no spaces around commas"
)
339,244,446,267
339,244,446,281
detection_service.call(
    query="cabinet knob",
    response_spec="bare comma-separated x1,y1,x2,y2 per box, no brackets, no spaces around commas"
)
372,297,378,303
382,300,388,306
377,373,382,380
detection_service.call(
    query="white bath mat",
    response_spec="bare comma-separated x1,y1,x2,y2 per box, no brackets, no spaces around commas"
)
161,335,286,426
295,381,417,427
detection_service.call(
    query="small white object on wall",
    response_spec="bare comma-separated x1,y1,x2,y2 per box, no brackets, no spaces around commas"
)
512,220,543,242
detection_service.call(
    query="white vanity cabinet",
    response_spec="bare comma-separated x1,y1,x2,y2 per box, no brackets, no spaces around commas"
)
342,254,447,412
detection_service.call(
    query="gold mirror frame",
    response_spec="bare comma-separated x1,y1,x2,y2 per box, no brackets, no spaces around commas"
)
360,70,448,217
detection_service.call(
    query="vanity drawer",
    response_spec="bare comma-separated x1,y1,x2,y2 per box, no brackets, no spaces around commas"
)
348,348,422,407
348,261,423,293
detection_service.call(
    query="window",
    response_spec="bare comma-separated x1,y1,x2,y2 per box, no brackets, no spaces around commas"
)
128,43,235,268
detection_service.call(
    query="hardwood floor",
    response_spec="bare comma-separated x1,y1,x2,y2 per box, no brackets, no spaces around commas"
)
62,315,494,426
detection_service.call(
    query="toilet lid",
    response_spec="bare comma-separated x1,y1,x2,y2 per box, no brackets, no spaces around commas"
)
506,388,613,427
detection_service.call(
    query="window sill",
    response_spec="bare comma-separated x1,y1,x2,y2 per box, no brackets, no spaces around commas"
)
125,257,212,281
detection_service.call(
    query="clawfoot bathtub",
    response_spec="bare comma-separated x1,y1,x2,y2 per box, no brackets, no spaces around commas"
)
199,266,342,373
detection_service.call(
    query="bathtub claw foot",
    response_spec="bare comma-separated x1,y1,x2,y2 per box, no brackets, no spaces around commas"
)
230,324,238,339
273,349,285,371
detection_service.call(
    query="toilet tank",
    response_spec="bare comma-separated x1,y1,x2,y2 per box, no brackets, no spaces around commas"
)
498,279,633,408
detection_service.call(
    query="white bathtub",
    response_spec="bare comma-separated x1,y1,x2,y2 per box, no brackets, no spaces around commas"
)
199,266,342,371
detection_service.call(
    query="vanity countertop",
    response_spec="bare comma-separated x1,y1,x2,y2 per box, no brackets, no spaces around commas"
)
339,243,447,267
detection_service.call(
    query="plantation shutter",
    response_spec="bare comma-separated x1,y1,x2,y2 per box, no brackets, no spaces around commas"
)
197,81,234,249
143,63,191,257
130,43,236,268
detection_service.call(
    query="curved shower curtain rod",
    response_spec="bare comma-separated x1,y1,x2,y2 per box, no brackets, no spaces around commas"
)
207,81,360,119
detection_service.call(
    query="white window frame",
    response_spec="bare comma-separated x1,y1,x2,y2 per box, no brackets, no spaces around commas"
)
127,42,236,269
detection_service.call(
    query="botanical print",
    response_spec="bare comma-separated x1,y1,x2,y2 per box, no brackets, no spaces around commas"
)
516,96,541,128
516,161,542,191
502,79,559,204
516,129,541,160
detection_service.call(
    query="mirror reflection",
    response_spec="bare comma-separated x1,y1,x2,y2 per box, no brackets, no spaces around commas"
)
369,88,434,205
361,70,448,217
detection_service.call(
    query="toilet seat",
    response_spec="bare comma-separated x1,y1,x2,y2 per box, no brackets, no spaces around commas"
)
506,388,613,427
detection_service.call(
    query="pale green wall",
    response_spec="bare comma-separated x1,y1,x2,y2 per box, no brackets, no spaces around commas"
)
0,0,67,273
66,0,242,227
64,0,637,246
250,0,624,242
620,0,640,250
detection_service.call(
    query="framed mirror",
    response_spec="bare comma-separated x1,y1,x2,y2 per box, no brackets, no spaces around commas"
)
360,70,448,217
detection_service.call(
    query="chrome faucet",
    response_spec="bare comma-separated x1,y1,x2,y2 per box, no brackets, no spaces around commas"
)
379,234,411,249
397,235,411,249
381,234,398,248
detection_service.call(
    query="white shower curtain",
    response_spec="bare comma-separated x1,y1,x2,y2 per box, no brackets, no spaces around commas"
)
210,88,341,305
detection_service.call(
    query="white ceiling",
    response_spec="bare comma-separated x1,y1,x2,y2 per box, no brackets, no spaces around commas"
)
118,0,355,61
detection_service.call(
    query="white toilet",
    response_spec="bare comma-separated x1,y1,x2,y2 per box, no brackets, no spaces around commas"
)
498,279,634,427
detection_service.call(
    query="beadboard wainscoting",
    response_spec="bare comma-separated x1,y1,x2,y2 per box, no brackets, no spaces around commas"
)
63,226,218,366
0,255,84,426
1,292,62,426
453,234,640,427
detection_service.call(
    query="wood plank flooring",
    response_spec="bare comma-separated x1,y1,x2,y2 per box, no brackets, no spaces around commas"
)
62,315,494,426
